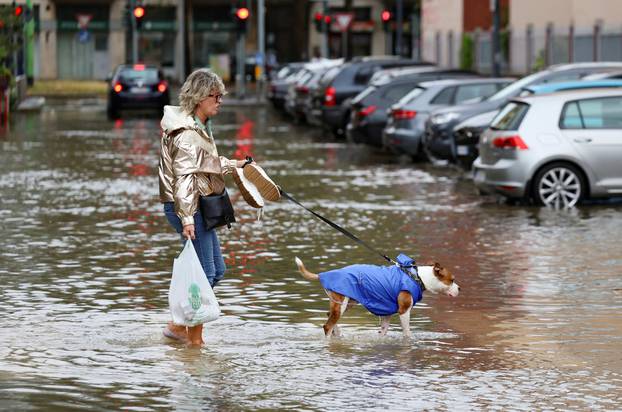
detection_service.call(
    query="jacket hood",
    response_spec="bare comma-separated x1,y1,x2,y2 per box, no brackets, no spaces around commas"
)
161,105,195,134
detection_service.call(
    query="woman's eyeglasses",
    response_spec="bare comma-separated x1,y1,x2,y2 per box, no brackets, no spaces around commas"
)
208,94,223,102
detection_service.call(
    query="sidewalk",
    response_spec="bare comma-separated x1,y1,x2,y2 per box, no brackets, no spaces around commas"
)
27,80,108,98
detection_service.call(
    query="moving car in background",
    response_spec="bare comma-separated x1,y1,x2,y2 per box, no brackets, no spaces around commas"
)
347,68,482,148
383,77,512,161
453,79,622,171
422,62,622,163
473,88,622,208
310,56,434,137
106,64,170,119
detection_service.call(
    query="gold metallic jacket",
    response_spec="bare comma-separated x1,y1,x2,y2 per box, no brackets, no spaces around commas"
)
158,106,237,226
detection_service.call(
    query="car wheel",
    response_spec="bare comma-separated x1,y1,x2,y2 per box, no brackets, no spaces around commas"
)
532,162,586,208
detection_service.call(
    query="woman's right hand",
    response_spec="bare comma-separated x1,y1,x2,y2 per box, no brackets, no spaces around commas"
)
182,224,195,240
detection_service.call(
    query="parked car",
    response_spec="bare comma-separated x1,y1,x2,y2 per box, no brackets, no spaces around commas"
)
453,110,499,170
347,69,482,148
309,56,434,137
284,60,342,123
267,62,305,109
454,79,622,170
382,78,512,160
106,64,170,119
472,88,622,207
422,62,622,163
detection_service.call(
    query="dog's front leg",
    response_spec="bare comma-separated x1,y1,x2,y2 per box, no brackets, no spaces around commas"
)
379,316,390,336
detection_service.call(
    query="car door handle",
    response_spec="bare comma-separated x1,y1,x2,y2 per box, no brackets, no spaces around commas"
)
573,137,592,143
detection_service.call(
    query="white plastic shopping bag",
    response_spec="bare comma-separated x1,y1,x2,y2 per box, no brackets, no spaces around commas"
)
168,240,220,326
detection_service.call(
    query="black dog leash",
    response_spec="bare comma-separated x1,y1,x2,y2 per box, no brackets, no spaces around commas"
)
278,187,426,291
279,188,395,265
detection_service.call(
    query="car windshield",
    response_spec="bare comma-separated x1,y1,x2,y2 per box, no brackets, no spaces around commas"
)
119,67,159,82
486,71,550,101
490,102,530,130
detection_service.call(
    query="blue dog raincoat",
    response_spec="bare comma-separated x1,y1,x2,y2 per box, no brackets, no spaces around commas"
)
319,260,423,316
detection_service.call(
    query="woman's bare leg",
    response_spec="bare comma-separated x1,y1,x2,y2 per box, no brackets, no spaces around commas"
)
187,324,204,346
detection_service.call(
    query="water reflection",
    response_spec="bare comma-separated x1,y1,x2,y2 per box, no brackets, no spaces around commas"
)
0,101,621,410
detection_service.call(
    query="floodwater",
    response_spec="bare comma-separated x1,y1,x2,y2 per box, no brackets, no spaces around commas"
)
1,98,621,411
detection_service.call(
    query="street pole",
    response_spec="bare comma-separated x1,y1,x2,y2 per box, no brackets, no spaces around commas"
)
177,0,186,83
25,0,34,85
258,0,265,101
321,0,329,58
130,0,138,63
491,0,501,76
395,0,403,57
236,32,246,99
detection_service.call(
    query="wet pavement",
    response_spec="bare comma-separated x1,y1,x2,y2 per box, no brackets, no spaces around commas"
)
1,98,621,411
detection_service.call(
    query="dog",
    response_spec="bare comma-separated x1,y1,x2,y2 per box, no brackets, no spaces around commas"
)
295,256,459,338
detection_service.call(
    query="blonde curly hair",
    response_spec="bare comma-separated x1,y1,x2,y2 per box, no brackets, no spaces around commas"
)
178,69,227,114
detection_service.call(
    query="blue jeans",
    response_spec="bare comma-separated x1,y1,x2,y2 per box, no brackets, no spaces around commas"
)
164,202,226,287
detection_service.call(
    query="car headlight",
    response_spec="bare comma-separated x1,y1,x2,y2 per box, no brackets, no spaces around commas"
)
431,112,460,125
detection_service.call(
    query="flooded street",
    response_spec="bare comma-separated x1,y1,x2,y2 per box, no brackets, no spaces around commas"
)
1,99,621,410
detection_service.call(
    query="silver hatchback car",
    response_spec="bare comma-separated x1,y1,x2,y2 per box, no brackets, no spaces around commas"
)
473,88,622,207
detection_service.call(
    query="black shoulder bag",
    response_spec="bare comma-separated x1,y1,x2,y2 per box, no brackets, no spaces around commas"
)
199,190,236,231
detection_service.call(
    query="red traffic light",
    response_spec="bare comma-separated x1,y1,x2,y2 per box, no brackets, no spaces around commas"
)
133,6,145,19
381,10,391,22
15,5,23,17
324,15,331,24
314,12,323,22
236,7,249,20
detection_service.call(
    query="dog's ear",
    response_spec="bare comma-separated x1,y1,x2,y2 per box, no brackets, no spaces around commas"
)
433,262,442,273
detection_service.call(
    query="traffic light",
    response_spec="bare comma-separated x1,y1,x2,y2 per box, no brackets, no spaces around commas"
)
14,5,23,17
314,12,323,32
381,9,392,32
133,4,145,29
234,7,250,33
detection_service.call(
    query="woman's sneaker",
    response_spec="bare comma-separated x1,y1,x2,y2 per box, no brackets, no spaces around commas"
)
243,164,281,202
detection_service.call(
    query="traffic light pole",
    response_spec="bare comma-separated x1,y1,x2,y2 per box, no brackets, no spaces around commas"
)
130,0,138,63
395,0,403,56
321,0,328,58
236,32,246,99
257,0,265,100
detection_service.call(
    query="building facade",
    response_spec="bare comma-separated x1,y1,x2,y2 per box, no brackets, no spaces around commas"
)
3,0,427,82
422,0,622,75
2,0,310,82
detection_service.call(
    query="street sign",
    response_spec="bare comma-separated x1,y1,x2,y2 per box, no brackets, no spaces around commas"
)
333,12,354,32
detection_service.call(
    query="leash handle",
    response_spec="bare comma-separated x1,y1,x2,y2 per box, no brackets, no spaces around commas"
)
279,188,394,265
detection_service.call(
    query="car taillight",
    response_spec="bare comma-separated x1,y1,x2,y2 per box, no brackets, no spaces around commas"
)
357,105,377,118
296,86,309,94
133,64,145,71
324,86,336,106
391,109,416,120
113,82,123,93
492,135,528,150
157,81,167,93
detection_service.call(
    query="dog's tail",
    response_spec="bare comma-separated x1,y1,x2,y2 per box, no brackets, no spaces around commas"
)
295,257,319,281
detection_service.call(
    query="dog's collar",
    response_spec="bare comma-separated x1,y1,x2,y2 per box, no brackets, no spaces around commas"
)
397,264,426,292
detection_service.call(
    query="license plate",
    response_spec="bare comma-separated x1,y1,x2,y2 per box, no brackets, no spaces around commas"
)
456,145,469,156
473,169,485,183
130,87,149,94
